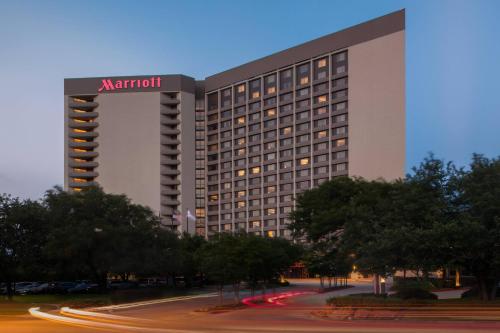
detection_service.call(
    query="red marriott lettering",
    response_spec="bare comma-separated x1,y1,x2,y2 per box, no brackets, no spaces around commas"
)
98,77,162,92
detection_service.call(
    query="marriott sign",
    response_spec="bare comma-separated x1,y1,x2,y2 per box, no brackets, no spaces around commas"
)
98,77,162,92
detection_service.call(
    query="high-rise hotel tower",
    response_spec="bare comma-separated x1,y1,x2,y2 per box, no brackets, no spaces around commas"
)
64,10,405,237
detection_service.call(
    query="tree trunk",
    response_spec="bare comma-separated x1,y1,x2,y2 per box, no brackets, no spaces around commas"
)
219,285,223,305
477,274,489,301
6,280,13,301
233,283,240,304
489,280,498,301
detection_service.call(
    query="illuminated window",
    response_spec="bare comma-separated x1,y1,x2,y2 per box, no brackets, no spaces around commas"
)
251,167,261,174
73,109,86,113
73,98,88,103
266,208,276,215
74,159,86,163
267,230,276,238
237,138,246,145
73,129,87,133
236,190,246,198
298,158,310,166
316,130,328,139
73,168,87,173
317,95,327,103
281,127,292,135
237,84,245,93
252,91,260,99
266,108,276,117
315,107,328,115
74,119,89,123
209,194,218,202
267,87,276,94
265,186,276,193
72,178,87,183
236,148,246,156
236,169,246,177
236,116,245,125
250,221,261,228
318,58,327,68
73,148,88,153
236,201,246,208
72,188,82,192
195,208,205,217
73,139,86,143
300,76,309,85
334,138,346,147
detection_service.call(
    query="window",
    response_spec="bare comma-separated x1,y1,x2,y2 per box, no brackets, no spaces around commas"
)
314,118,328,127
316,95,328,104
252,91,260,99
314,166,328,175
236,148,246,156
280,149,292,158
249,112,260,121
264,119,277,128
280,69,292,90
247,157,258,165
297,180,310,189
237,84,245,93
334,163,347,172
249,145,260,153
314,154,328,162
235,179,246,187
264,141,276,150
236,201,246,208
264,163,276,172
333,150,347,160
333,126,347,135
296,111,309,120
280,103,292,113
315,130,328,139
281,127,292,135
251,166,261,174
266,108,276,117
249,210,260,217
234,158,245,167
264,131,276,140
265,208,276,216
235,127,245,135
264,152,276,161
250,221,261,228
250,188,261,195
296,146,310,154
236,137,246,145
314,142,328,151
235,116,245,125
265,197,276,205
333,138,346,147
250,199,260,207
249,123,260,132
236,169,246,177
298,88,309,96
280,160,292,169
249,134,260,142
296,134,309,143
317,58,327,68
332,114,347,123
280,183,292,191
280,138,293,146
265,185,276,193
280,172,292,180
296,169,310,177
298,158,310,166
297,123,309,132
264,174,277,182
314,106,328,115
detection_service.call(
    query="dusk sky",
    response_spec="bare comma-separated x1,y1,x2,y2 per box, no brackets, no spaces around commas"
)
1,0,499,199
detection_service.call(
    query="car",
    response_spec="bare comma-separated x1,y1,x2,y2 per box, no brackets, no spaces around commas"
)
108,281,138,290
49,282,78,294
67,282,99,294
14,282,37,295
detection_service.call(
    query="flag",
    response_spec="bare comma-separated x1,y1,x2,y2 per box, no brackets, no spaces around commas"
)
187,209,196,222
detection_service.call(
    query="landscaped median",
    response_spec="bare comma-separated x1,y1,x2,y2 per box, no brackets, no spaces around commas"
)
312,294,500,321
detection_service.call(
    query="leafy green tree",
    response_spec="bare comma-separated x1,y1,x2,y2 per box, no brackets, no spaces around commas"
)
446,154,500,300
43,186,162,289
0,195,47,300
196,233,246,304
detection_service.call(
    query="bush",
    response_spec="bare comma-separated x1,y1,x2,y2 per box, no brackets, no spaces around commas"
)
391,278,435,292
392,287,438,300
461,287,500,299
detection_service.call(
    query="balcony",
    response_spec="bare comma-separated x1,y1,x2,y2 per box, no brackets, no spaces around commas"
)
160,95,180,105
68,141,98,149
68,111,98,119
68,101,99,109
68,120,99,129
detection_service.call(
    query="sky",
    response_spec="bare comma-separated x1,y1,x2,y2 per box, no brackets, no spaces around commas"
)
0,0,499,199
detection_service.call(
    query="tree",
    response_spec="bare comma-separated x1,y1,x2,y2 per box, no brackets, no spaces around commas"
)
447,154,500,300
196,233,246,304
0,195,47,300
43,186,162,289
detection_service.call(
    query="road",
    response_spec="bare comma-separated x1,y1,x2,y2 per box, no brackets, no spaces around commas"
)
2,279,500,333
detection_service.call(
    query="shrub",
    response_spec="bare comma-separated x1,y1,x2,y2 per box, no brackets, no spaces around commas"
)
392,287,438,300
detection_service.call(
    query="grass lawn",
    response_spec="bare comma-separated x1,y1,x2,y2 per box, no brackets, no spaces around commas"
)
0,288,193,316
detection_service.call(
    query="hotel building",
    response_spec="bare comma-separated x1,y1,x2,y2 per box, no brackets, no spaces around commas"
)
64,10,405,237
